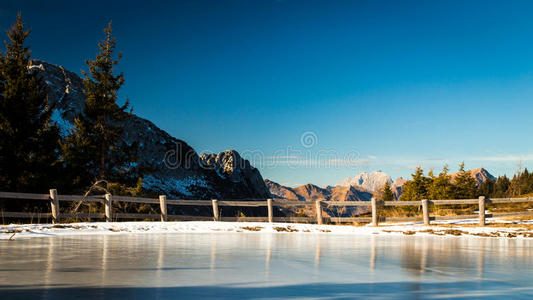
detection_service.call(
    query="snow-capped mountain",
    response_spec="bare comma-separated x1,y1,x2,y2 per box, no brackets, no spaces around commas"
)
335,171,392,192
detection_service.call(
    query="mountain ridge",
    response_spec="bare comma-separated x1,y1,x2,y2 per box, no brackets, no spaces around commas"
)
266,168,496,202
33,59,269,199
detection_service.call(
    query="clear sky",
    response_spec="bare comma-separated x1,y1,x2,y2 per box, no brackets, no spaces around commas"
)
1,0,533,187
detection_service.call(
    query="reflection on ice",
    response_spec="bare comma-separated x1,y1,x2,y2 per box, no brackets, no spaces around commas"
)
1,233,533,299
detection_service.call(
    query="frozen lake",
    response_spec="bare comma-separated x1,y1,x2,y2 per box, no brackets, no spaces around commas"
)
1,233,533,299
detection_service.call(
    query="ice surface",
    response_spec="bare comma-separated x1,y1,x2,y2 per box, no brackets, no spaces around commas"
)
1,231,533,299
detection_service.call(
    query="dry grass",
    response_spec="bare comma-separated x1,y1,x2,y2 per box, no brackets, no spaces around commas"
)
350,221,368,226
241,226,263,231
378,206,420,218
443,229,467,236
378,227,533,238
273,226,299,232
488,201,533,213
500,215,533,221
431,205,475,216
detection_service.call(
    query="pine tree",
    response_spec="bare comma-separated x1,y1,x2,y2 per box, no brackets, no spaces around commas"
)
427,169,435,179
428,164,453,199
453,162,477,199
62,21,136,188
399,166,430,201
0,13,60,193
493,175,511,198
381,181,394,201
478,178,495,197
518,168,530,195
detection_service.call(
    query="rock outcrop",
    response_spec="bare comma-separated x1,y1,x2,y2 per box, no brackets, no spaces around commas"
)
199,150,270,199
32,60,269,199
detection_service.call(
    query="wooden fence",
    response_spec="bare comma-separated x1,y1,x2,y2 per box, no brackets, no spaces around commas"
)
1,190,533,226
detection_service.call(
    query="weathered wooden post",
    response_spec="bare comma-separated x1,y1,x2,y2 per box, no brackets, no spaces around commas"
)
422,199,430,226
159,195,167,222
49,189,59,224
267,198,273,223
315,200,323,225
104,193,113,222
212,199,219,221
479,196,486,226
371,197,378,226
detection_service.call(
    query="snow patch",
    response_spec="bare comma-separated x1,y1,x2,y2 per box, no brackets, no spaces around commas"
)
142,175,209,197
28,64,44,71
51,108,72,137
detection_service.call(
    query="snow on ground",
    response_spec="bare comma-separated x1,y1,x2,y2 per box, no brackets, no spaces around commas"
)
2,218,533,240
142,174,209,197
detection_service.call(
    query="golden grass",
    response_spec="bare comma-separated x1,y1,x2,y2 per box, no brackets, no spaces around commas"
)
488,201,533,213
273,226,299,232
500,215,533,221
241,226,263,231
431,205,475,216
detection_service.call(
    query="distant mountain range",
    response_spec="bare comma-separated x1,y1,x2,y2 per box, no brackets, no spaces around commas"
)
265,168,495,202
265,180,373,202
264,179,373,216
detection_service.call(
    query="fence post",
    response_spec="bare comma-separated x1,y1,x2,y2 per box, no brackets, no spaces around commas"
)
422,199,430,226
159,195,167,222
104,193,113,222
49,189,59,224
267,198,273,223
315,200,323,225
371,198,378,226
479,196,486,226
212,199,219,221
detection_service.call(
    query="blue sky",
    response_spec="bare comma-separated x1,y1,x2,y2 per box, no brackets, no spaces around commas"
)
2,0,533,186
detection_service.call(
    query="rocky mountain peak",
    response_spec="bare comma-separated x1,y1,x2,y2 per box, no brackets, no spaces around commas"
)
199,150,269,198
450,167,495,186
335,170,392,192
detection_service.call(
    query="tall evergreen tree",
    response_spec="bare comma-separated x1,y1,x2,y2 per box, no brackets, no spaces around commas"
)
427,168,435,179
453,162,477,199
381,181,394,201
62,21,136,188
0,13,60,193
399,166,430,201
493,175,511,198
478,178,495,197
428,164,453,199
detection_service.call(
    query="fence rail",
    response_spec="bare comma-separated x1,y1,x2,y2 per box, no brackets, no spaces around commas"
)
1,190,532,226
